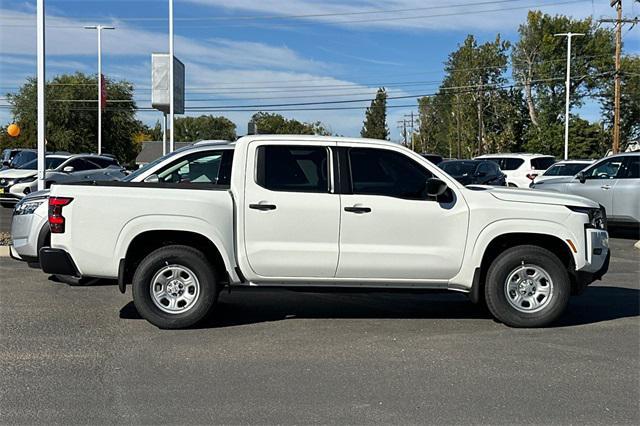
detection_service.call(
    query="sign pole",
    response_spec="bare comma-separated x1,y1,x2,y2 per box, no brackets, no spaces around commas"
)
37,0,46,191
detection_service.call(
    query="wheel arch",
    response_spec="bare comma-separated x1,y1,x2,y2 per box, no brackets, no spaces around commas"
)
470,231,577,303
120,230,231,293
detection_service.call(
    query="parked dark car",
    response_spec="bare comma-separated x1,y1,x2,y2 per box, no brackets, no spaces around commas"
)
439,159,506,186
420,153,444,165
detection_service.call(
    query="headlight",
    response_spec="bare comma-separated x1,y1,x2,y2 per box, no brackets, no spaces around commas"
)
567,206,607,230
13,200,44,216
16,176,37,184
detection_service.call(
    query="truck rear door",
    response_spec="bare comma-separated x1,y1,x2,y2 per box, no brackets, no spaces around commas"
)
243,140,340,278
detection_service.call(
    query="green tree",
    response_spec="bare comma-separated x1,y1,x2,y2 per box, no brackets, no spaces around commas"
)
599,55,640,145
250,112,329,135
2,73,143,162
361,88,389,140
512,11,615,155
151,115,237,142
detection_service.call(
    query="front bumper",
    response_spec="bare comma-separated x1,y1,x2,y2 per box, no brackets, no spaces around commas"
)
573,229,610,293
39,248,79,276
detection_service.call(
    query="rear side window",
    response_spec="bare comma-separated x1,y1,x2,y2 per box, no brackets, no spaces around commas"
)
90,157,119,168
485,157,524,171
531,157,556,170
349,148,432,200
618,156,639,179
256,145,329,193
64,158,99,172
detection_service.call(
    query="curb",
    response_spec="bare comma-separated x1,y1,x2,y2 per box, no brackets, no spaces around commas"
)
0,246,10,257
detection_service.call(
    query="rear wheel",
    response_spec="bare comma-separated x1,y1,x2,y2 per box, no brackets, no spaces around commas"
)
484,245,570,327
132,245,217,329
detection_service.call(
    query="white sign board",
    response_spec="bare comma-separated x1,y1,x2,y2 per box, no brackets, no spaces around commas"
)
151,53,185,114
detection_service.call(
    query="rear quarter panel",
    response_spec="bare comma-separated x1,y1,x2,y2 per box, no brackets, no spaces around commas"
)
49,184,235,278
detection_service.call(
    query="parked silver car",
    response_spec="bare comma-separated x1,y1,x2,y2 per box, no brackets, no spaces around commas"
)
531,152,639,226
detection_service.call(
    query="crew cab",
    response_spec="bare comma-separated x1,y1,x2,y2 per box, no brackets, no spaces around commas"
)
40,136,610,329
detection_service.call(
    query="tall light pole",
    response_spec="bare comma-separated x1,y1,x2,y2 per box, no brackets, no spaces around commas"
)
37,0,45,190
169,0,175,152
84,25,115,155
554,32,584,160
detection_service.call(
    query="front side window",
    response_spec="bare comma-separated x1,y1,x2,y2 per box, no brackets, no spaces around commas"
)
256,145,329,193
584,158,623,180
349,148,433,200
477,162,492,175
156,150,230,185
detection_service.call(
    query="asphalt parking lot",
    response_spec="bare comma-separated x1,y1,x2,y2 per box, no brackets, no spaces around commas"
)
0,237,638,425
0,206,11,233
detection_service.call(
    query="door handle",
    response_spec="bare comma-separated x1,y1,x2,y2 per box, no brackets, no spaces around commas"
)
249,203,277,211
344,206,371,214
600,185,611,190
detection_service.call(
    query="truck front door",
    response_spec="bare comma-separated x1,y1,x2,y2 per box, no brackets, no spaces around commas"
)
336,146,469,281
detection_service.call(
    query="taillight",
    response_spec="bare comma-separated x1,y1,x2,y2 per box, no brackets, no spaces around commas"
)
49,197,73,233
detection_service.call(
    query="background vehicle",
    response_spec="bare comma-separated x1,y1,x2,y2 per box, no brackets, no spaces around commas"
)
531,153,639,227
420,153,444,165
40,136,608,330
531,160,595,185
10,142,233,268
438,159,506,186
1,149,36,171
475,153,556,187
0,153,124,207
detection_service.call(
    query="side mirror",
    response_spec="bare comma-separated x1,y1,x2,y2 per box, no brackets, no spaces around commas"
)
576,171,586,184
426,177,448,198
2,160,9,166
63,166,74,173
144,174,159,183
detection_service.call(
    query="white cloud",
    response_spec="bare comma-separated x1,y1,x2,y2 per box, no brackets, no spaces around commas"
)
0,8,325,71
182,0,627,33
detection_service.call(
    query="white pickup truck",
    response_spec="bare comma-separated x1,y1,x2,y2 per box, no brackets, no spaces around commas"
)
40,136,610,329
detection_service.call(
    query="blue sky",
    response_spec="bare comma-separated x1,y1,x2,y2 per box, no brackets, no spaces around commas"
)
1,0,638,140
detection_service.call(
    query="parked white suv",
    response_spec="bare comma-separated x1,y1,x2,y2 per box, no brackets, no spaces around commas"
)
475,154,556,188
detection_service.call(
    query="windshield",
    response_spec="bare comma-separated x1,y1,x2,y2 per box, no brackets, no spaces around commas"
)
440,161,477,176
9,151,36,168
19,157,67,170
123,150,182,182
543,163,590,176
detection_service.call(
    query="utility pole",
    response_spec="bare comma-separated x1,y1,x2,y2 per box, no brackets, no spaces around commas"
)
36,0,45,191
84,25,115,155
600,0,639,154
554,32,584,160
397,119,408,146
403,111,417,151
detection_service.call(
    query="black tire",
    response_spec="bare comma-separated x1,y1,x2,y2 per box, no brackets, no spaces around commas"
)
484,245,570,328
132,245,217,329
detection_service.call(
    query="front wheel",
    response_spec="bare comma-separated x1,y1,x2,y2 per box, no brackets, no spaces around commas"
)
484,245,570,327
132,245,218,329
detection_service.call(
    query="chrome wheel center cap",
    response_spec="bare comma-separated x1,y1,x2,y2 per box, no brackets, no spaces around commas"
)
518,280,536,295
166,280,183,296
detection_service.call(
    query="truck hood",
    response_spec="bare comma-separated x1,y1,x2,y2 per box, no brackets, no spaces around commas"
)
532,176,575,186
486,186,598,208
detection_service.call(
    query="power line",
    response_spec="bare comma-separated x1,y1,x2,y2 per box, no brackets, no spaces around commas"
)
1,0,591,28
